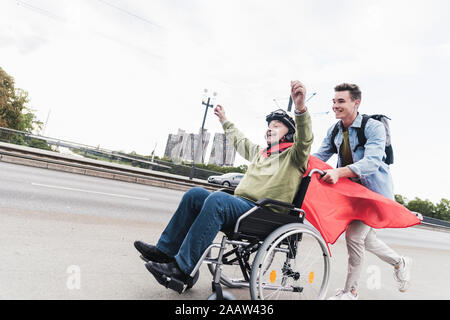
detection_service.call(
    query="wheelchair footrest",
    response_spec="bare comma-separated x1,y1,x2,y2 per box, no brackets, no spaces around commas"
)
159,274,188,294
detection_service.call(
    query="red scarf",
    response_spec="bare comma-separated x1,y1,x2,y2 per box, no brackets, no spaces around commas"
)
260,142,294,158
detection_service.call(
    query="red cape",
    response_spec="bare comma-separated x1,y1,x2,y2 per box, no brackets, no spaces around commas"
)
302,156,421,245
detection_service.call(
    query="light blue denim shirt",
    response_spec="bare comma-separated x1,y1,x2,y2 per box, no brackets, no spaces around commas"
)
313,113,394,200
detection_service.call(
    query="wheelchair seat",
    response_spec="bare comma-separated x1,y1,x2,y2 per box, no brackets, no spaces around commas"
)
227,204,304,241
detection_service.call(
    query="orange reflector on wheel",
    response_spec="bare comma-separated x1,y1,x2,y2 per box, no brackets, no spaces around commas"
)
308,272,314,284
270,270,276,283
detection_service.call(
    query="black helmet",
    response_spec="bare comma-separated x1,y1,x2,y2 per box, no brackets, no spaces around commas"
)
266,109,296,142
266,109,295,142
266,109,295,132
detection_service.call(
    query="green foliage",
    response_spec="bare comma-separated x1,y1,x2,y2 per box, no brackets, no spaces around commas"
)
27,137,52,151
0,66,49,151
394,194,407,205
406,197,436,217
195,163,248,174
435,198,450,221
144,155,248,179
9,133,26,146
156,155,248,174
395,194,450,222
0,67,43,132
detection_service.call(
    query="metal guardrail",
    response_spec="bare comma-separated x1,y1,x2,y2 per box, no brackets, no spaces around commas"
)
421,216,450,229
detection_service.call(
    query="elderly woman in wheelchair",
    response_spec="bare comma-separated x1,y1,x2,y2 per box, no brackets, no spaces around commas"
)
134,81,330,299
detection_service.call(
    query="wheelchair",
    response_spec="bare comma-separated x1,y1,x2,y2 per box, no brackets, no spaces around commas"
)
164,168,330,300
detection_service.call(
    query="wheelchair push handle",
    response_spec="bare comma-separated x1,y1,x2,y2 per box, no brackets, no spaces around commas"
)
307,168,326,178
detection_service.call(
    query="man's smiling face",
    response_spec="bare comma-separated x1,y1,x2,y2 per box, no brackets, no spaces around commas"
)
332,90,360,122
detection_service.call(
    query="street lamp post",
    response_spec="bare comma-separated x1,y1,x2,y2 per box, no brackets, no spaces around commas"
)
189,90,217,180
287,92,317,111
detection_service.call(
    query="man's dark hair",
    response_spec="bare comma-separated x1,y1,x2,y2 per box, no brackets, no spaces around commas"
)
334,83,362,101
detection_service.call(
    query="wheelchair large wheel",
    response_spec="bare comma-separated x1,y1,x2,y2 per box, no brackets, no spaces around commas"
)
250,223,330,300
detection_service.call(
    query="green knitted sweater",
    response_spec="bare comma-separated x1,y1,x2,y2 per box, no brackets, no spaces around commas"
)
222,111,313,204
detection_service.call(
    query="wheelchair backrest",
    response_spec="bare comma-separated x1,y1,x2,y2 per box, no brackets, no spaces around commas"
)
292,175,312,209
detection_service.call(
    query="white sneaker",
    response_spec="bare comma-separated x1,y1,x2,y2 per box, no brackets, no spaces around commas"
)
327,289,358,300
394,256,412,292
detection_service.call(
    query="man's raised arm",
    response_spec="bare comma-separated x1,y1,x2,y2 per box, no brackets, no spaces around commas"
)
289,80,314,172
214,105,261,162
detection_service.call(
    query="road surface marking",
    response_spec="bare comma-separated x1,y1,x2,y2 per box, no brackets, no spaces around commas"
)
31,182,150,201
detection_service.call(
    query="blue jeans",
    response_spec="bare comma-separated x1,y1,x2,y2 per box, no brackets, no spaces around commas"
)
156,187,256,275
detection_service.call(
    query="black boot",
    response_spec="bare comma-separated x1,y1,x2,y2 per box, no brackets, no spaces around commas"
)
134,241,175,263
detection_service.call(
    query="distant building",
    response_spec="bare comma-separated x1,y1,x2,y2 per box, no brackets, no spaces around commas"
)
208,132,236,166
164,128,210,164
193,128,210,164
164,129,186,160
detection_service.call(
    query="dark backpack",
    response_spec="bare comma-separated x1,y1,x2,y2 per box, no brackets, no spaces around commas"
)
329,114,394,165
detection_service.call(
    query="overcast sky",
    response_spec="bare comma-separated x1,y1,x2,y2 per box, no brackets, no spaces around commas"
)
1,0,449,202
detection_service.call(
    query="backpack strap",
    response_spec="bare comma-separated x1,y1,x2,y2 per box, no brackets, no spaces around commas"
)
371,114,393,165
329,121,340,154
353,114,370,152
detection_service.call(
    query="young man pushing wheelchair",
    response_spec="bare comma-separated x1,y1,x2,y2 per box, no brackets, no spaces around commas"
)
134,80,313,290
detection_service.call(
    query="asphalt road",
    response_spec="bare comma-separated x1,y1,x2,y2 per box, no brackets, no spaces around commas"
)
1,161,450,300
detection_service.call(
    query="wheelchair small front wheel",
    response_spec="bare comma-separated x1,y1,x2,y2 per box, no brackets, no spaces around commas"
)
206,246,252,289
250,223,330,300
207,291,236,300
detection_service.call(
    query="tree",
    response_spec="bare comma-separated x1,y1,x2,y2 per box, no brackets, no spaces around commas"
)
435,198,450,221
0,67,17,128
394,194,407,206
405,197,436,218
0,67,42,132
395,194,450,222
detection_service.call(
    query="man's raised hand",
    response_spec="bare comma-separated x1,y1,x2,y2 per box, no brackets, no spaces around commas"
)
290,80,307,112
214,105,227,123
